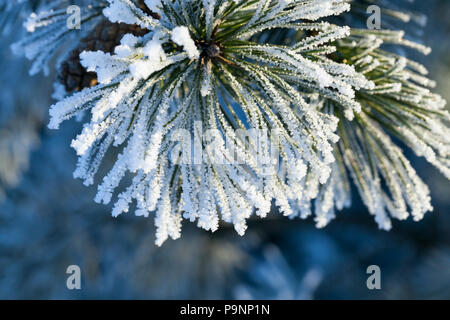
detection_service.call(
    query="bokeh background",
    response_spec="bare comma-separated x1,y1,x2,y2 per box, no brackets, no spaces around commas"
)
0,0,449,299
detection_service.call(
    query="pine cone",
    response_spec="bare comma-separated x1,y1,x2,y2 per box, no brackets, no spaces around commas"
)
58,20,149,93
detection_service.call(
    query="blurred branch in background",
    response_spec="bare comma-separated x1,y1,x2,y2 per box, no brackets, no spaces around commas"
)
0,32,52,200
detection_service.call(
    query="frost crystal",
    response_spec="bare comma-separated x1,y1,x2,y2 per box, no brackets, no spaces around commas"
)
171,26,200,59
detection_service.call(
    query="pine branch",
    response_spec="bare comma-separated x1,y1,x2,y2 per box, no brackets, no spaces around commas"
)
7,0,449,245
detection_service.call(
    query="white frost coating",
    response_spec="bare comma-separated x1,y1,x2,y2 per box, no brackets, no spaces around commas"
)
80,51,128,84
144,39,167,62
103,0,142,26
171,26,200,59
135,39,168,80
200,65,212,97
103,0,160,29
39,0,448,246
114,34,139,58
144,0,162,14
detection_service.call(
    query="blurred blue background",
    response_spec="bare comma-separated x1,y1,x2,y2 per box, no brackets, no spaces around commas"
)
0,0,449,299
